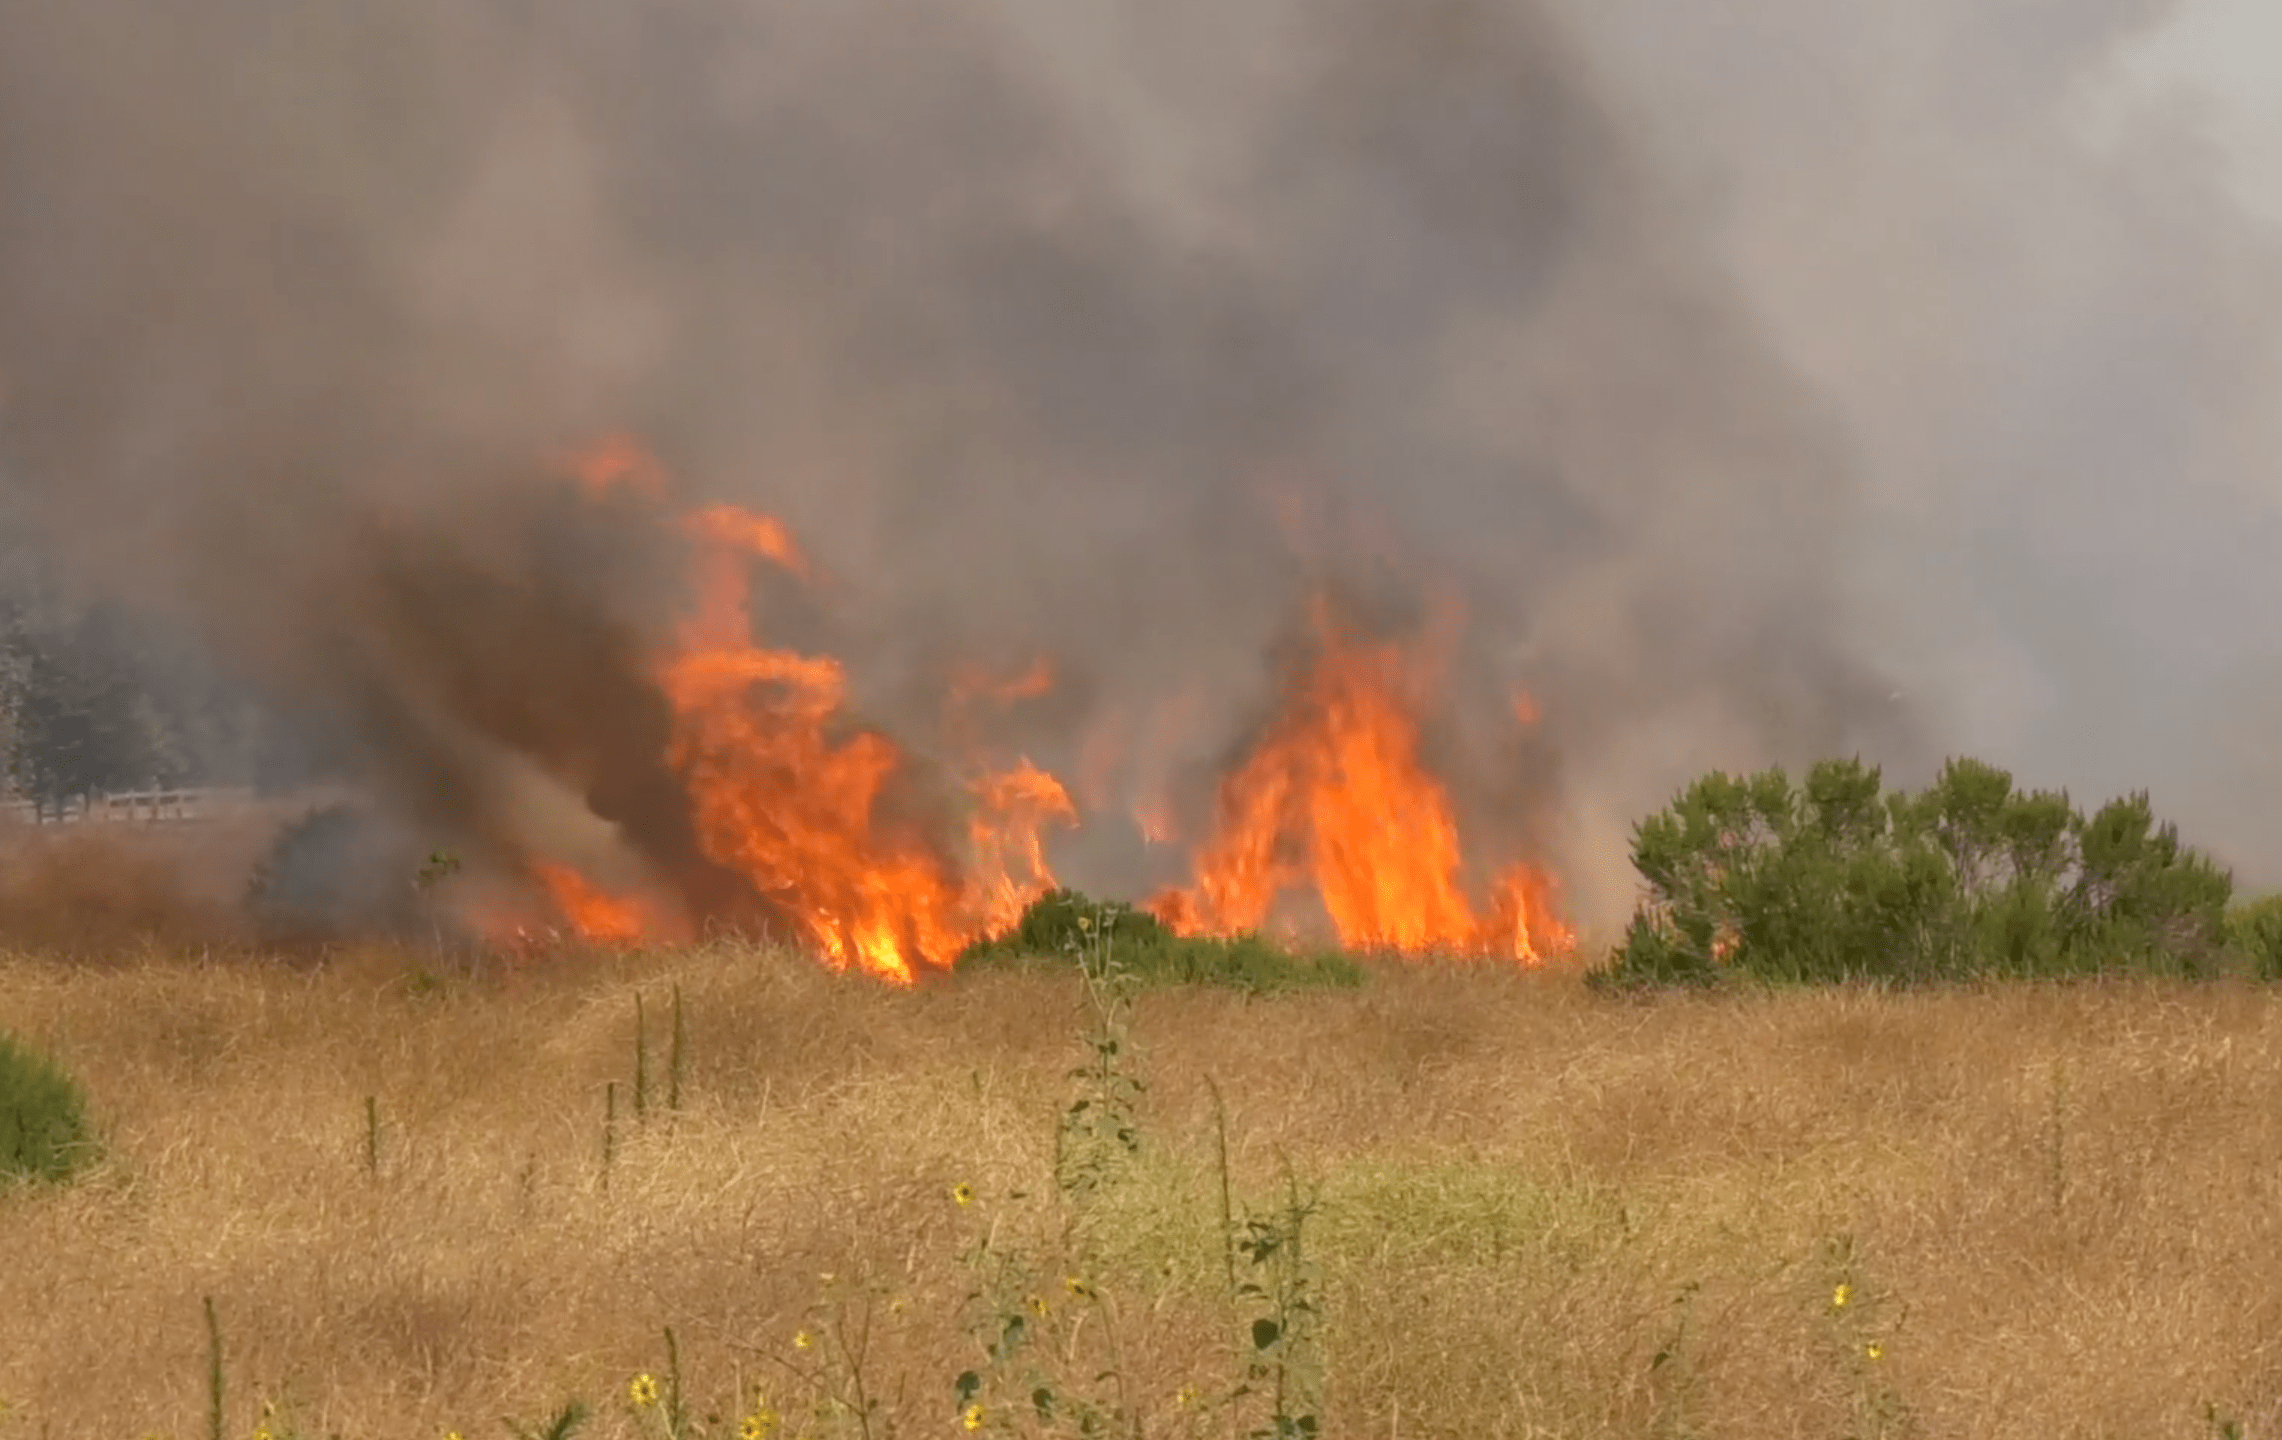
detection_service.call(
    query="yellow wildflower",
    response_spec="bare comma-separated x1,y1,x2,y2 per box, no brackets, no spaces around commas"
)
1865,1341,1885,1361
1175,1386,1200,1409
1026,1294,1050,1319
741,1408,779,1440
629,1373,661,1407
962,1402,987,1431
794,1328,815,1350
1063,1276,1095,1300
1078,915,1093,931
1832,1282,1852,1309
952,1183,976,1208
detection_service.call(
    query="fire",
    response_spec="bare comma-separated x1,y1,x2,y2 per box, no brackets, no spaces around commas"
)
531,861,664,944
684,503,811,580
949,657,1056,710
520,435,1569,977
1150,600,1571,963
968,758,1079,935
659,514,959,982
566,432,670,502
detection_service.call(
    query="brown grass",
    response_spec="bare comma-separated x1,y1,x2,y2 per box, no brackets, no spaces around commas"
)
4,942,2281,1438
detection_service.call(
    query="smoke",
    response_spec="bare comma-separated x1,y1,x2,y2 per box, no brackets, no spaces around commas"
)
1542,0,2282,888
4,0,2266,932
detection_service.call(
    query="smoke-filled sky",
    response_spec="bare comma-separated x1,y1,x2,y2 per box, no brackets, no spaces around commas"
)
0,0,2277,927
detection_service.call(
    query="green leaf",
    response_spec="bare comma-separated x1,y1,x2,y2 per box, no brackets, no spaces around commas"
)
1252,1318,1282,1351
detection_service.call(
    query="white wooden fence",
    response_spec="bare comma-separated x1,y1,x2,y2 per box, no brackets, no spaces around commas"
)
1,786,258,826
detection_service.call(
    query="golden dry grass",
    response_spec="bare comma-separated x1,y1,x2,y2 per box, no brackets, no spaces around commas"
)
4,941,2281,1438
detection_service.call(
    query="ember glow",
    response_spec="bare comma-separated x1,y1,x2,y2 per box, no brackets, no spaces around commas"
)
519,437,1568,973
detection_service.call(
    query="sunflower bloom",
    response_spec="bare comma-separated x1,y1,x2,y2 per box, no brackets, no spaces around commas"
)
952,1183,976,1208
629,1373,661,1407
794,1329,815,1351
1865,1341,1884,1361
962,1402,987,1432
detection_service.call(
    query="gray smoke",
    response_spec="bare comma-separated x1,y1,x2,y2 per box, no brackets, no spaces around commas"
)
6,0,2262,931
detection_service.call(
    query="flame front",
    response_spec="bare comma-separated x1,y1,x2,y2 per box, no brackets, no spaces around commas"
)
531,862,665,944
1152,602,1571,963
660,508,1024,982
523,436,1567,976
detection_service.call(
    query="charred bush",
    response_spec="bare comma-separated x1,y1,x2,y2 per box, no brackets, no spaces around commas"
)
246,803,426,942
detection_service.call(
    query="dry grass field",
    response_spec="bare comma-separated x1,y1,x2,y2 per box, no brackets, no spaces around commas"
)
5,940,2282,1439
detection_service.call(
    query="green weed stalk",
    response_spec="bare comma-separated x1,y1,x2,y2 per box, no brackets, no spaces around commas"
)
203,1295,224,1440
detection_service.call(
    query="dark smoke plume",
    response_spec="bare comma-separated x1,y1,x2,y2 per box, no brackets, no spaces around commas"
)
15,0,2254,931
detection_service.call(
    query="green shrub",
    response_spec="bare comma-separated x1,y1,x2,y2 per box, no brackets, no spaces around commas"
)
1596,756,2234,989
971,887,1171,957
2227,895,2282,980
960,890,1367,993
0,1030,97,1187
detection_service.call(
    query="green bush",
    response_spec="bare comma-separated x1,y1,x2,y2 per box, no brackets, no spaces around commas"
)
1595,757,2234,989
2228,895,2282,980
960,889,1367,994
0,1030,97,1187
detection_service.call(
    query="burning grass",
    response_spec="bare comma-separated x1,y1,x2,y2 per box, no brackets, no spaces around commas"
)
457,438,1575,980
3,941,2281,1437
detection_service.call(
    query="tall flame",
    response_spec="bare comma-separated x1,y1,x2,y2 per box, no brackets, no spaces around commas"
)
521,437,1566,975
658,505,1051,982
1151,601,1571,963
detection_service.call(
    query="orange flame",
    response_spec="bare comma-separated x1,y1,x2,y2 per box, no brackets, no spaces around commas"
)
653,494,1073,981
949,657,1056,710
531,861,664,944
684,503,811,580
968,758,1079,936
566,432,670,502
531,436,1569,977
1151,601,1570,963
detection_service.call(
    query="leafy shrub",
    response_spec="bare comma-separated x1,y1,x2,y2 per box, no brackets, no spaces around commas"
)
2228,895,2282,980
0,1030,97,1187
961,889,1366,993
972,887,1171,957
1596,757,2234,988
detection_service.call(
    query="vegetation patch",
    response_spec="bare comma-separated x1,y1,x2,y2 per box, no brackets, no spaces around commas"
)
958,888,1367,992
2227,894,2282,981
0,1028,96,1188
1596,756,2242,989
